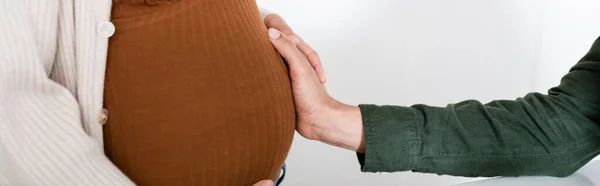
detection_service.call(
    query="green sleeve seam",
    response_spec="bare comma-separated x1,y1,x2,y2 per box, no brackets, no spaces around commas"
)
361,105,383,169
428,139,598,158
408,107,422,169
389,107,421,169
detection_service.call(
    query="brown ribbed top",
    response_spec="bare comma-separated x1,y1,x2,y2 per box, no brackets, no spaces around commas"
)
103,0,296,185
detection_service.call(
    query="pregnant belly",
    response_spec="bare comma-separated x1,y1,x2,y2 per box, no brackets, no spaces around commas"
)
104,0,295,185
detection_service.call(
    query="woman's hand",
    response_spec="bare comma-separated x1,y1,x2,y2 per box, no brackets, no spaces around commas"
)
267,28,366,152
252,180,274,186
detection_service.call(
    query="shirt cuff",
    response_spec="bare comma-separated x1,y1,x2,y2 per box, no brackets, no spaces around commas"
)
259,7,275,20
356,104,422,173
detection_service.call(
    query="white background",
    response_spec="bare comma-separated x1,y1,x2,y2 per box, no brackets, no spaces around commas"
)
256,0,600,185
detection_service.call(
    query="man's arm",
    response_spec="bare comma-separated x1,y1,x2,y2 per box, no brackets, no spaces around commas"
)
267,27,600,177
356,37,600,177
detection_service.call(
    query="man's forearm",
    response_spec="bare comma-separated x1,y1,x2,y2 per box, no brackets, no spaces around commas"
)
321,37,600,177
317,101,366,153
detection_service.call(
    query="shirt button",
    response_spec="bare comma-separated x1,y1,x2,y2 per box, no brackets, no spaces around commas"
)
99,108,108,125
97,21,115,38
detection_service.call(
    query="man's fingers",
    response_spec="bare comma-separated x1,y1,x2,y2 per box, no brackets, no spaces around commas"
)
268,28,311,73
291,36,327,83
252,180,274,186
264,16,324,82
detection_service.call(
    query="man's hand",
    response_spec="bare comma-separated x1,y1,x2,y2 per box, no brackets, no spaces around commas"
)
267,28,366,152
264,14,327,83
253,180,274,186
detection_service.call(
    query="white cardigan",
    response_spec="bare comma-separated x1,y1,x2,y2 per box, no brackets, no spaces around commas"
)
0,0,273,185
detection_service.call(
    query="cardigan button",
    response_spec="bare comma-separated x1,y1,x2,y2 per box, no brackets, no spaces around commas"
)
99,108,108,126
97,21,115,38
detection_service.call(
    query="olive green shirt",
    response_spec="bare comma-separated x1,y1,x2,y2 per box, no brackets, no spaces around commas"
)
357,36,600,177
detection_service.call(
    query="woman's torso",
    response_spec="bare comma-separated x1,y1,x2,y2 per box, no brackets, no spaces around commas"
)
104,0,295,185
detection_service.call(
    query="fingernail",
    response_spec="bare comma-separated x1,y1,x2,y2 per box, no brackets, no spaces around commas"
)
268,28,281,40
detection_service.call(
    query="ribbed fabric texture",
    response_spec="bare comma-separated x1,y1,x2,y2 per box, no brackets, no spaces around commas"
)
104,0,296,185
0,0,134,185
